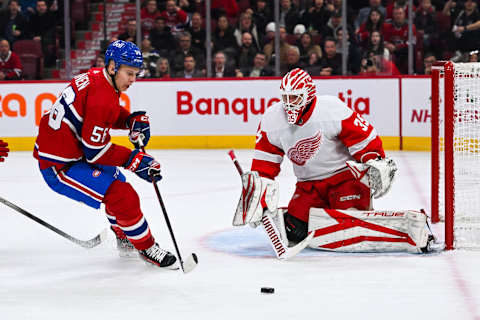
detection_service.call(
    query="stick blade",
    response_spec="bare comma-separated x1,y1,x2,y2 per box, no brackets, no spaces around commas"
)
282,231,314,260
181,253,198,273
75,228,108,249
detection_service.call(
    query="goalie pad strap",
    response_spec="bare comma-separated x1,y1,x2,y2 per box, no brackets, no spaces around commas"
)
308,208,429,253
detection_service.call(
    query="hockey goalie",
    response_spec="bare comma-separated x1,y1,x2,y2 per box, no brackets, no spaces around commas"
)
233,68,435,256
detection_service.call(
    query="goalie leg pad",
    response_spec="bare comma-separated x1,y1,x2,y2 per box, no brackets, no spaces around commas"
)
307,208,431,253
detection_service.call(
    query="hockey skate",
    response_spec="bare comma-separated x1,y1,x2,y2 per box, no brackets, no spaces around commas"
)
139,243,179,269
110,226,137,258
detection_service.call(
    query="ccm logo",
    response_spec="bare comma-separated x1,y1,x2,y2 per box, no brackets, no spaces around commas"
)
339,194,361,201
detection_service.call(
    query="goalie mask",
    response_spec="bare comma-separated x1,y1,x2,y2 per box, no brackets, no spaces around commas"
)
280,68,316,124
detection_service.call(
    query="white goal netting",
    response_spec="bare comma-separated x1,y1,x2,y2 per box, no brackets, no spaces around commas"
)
440,63,480,249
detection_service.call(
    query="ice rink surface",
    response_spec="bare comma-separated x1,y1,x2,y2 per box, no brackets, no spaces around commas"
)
1,150,479,320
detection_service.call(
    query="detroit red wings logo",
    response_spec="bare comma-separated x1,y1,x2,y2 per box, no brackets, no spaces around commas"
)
287,132,322,166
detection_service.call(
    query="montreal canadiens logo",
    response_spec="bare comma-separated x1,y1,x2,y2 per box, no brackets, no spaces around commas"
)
287,132,322,166
92,170,101,177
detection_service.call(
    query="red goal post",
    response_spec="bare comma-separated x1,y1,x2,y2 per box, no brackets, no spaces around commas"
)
431,61,480,250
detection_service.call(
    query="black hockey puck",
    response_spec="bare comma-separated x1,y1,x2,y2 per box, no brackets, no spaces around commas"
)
261,287,275,294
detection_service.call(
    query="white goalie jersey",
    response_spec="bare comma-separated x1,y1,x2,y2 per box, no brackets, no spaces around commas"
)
252,95,385,180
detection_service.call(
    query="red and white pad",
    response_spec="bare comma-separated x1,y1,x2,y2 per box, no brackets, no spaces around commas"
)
308,208,430,253
233,171,279,227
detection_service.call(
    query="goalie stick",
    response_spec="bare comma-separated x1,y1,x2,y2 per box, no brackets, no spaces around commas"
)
140,145,198,273
228,150,313,260
0,195,107,249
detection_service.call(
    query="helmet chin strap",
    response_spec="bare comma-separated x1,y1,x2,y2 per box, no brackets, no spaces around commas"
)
106,66,120,93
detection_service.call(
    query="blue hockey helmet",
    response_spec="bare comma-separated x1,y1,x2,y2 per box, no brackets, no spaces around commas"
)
104,40,143,72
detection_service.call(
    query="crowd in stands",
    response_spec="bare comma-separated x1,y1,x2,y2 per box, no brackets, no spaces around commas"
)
120,0,480,79
0,0,60,79
3,0,480,80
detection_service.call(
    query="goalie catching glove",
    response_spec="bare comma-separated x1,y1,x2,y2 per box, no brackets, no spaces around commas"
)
346,156,397,199
126,111,150,148
233,171,279,227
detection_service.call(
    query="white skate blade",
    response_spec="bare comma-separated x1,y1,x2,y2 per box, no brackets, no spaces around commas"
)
181,253,198,273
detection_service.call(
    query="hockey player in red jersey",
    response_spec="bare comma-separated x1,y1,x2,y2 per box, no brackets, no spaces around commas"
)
33,40,178,269
234,68,434,254
0,139,9,162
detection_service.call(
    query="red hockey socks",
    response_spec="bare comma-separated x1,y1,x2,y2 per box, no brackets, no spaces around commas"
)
104,180,155,250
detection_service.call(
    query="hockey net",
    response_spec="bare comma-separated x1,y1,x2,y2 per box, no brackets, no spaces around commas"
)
431,62,480,250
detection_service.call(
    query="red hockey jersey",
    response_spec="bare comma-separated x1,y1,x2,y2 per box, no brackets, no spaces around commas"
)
251,96,385,181
34,68,132,170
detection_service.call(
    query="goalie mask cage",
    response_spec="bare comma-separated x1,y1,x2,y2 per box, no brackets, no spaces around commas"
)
431,61,480,250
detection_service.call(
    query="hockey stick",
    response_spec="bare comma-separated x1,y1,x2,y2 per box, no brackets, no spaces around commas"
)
140,146,198,273
228,150,313,260
0,196,107,249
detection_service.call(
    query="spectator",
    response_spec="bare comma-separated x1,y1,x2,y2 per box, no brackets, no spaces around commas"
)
27,0,58,67
160,0,188,35
423,52,436,74
383,6,416,74
186,12,206,51
0,0,27,44
451,0,480,55
336,28,361,74
118,19,137,42
319,37,341,75
298,32,322,65
415,0,437,51
140,38,160,78
236,31,258,69
212,51,236,78
293,24,306,42
263,21,276,47
213,15,238,57
301,0,331,36
212,0,239,19
279,0,300,33
328,0,356,27
174,54,203,78
324,10,344,39
92,54,105,68
357,8,385,48
0,38,22,79
304,51,322,75
442,0,463,23
170,31,204,73
248,0,272,36
233,12,262,51
264,25,292,67
364,30,391,62
19,0,36,18
141,0,161,36
386,0,416,21
149,16,176,57
355,0,386,29
239,52,274,77
155,57,171,78
281,45,303,74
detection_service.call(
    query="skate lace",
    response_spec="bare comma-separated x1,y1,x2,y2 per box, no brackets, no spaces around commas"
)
145,244,168,262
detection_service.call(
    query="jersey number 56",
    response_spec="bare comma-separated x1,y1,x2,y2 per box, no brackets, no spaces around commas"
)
48,86,76,130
